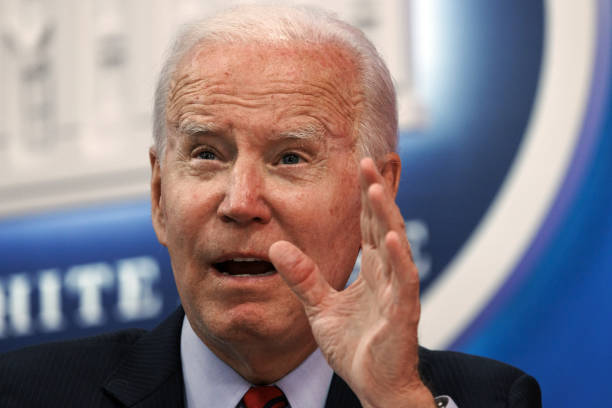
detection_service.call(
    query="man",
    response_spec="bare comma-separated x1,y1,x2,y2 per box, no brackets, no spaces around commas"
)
0,5,541,407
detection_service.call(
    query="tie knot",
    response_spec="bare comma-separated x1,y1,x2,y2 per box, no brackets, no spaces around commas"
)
242,385,288,408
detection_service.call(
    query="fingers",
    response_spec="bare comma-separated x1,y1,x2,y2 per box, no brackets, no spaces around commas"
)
385,231,419,297
359,158,411,259
359,157,383,191
269,240,333,310
359,158,385,246
359,158,418,299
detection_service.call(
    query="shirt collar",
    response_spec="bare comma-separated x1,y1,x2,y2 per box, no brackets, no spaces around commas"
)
181,315,334,408
276,346,333,408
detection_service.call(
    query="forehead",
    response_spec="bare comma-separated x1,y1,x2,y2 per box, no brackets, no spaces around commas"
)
177,39,360,90
166,40,363,138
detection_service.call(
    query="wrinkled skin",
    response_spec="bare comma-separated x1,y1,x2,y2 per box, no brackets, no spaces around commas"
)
151,41,434,406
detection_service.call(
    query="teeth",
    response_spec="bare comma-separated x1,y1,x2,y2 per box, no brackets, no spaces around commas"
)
225,271,276,277
231,258,262,262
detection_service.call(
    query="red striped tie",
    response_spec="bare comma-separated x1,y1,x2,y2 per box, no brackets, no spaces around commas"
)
242,385,289,408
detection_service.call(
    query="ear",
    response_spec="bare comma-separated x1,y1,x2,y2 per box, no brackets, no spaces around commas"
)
149,147,167,247
378,152,401,198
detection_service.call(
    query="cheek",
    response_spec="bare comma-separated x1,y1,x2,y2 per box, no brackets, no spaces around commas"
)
331,166,361,220
162,181,215,243
301,179,362,281
327,193,361,249
326,172,362,265
331,183,361,218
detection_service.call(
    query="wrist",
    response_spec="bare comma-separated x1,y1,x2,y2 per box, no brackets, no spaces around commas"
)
360,381,436,408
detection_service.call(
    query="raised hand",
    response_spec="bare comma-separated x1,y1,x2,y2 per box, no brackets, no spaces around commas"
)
269,157,435,408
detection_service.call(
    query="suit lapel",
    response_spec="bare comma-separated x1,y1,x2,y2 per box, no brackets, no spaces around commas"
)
324,373,362,408
103,307,186,407
417,346,441,398
323,347,435,408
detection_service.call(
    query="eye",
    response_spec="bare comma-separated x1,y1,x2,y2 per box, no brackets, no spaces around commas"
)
196,150,216,160
280,153,301,165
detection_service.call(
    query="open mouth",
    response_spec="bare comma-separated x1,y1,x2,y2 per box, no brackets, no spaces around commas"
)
213,258,276,277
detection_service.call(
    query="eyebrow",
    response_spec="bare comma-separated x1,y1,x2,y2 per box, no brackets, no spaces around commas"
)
276,125,324,142
178,120,325,142
178,121,219,137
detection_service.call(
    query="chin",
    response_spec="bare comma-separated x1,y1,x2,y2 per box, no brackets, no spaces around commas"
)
197,299,310,347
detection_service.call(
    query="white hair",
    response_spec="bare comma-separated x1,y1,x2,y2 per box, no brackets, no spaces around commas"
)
152,4,397,160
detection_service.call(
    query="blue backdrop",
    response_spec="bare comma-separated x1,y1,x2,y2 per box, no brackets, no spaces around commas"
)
1,2,611,407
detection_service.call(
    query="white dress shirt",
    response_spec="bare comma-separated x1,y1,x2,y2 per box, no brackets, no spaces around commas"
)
181,316,333,408
180,315,457,408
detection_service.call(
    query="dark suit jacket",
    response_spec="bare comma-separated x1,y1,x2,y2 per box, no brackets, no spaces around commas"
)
0,307,541,407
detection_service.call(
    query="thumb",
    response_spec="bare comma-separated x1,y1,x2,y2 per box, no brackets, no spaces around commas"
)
269,240,333,309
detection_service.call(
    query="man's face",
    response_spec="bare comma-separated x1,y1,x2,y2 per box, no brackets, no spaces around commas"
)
151,41,364,354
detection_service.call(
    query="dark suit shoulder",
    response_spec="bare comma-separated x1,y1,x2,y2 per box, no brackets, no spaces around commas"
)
1,308,185,408
0,329,147,408
1,327,146,373
419,348,541,408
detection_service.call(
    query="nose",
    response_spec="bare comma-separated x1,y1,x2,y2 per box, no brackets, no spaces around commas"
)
217,159,271,225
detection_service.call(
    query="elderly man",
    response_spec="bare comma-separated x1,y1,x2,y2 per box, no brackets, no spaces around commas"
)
0,5,540,408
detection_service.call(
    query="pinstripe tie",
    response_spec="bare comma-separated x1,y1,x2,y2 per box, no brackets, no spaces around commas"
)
241,385,289,408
